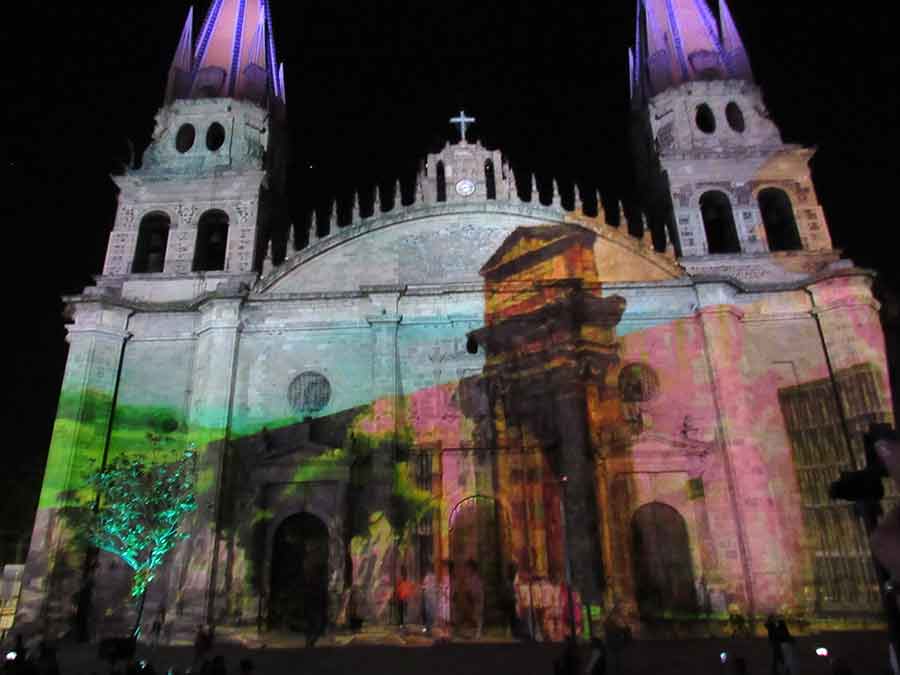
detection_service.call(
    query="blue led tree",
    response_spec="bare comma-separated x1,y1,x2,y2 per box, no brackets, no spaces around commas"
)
80,451,197,637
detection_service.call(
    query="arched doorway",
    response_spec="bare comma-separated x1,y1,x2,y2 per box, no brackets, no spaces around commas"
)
449,495,506,632
631,502,697,618
269,512,329,631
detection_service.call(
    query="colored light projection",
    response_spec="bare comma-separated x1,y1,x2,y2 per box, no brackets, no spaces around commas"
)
18,223,896,641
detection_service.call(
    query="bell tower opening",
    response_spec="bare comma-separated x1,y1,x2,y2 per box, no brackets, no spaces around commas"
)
132,212,171,273
700,191,740,254
193,210,230,272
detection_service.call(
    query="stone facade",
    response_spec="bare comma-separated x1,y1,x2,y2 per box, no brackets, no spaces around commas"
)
14,0,896,643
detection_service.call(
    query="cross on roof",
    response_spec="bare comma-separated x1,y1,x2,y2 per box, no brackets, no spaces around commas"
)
449,110,476,141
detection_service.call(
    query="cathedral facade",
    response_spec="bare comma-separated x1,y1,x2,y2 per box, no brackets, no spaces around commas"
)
16,0,896,640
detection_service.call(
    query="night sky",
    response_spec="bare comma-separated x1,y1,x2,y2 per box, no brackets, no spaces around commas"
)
1,0,897,554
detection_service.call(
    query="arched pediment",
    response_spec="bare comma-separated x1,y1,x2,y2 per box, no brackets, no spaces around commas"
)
257,203,684,295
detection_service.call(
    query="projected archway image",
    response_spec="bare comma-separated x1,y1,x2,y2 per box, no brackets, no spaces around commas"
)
631,502,697,618
269,512,329,631
449,495,506,632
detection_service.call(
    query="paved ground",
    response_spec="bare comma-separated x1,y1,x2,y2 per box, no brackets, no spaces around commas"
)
18,630,894,674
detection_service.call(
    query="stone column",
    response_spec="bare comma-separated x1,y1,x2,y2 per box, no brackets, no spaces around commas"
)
553,373,604,607
16,302,132,638
696,301,756,615
173,297,243,631
365,293,403,508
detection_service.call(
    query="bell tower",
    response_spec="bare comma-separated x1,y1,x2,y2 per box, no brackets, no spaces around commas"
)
419,111,514,204
630,0,832,259
101,0,287,301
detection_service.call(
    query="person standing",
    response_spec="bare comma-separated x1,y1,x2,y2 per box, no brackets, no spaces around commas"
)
585,636,607,675
150,605,166,648
466,560,484,639
396,566,415,630
503,563,521,639
438,560,454,640
764,615,784,675
422,570,438,635
603,605,630,675
775,617,796,674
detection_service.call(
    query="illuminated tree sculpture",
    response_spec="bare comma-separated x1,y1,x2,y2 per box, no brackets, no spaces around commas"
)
80,451,197,636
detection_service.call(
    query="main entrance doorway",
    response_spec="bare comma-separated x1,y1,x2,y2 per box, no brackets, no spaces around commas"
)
631,502,697,618
269,512,329,631
449,496,506,632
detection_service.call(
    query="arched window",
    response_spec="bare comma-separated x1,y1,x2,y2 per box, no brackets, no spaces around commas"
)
132,212,170,273
758,188,802,252
700,191,740,254
193,209,229,272
436,161,446,202
484,159,496,200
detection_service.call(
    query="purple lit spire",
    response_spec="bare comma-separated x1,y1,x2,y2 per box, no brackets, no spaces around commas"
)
718,0,754,82
636,0,744,99
178,0,283,106
629,0,643,101
165,7,194,102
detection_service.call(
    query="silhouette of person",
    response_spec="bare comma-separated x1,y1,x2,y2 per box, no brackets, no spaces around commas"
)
466,560,484,639
764,614,783,675
422,570,438,635
775,618,796,674
396,566,415,629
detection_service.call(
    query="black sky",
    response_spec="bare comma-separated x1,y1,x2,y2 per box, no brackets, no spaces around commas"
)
1,0,897,551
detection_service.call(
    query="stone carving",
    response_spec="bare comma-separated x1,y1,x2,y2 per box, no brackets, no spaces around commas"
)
235,201,253,224
176,203,198,227
656,122,675,151
119,205,136,229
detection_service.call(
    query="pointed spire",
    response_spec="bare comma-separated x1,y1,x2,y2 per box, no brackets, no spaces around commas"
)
552,178,562,208
641,216,653,247
185,0,283,106
718,0,753,82
327,201,336,235
629,0,643,102
637,0,734,99
165,7,194,102
248,10,267,70
351,191,360,222
262,235,275,274
415,174,425,204
277,62,287,102
530,174,539,204
394,179,403,210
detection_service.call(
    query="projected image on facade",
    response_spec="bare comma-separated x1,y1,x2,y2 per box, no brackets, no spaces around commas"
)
13,0,896,645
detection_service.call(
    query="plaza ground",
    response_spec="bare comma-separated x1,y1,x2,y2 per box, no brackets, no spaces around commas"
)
32,629,893,674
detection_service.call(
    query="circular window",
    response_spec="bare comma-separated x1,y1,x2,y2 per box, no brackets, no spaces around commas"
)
288,372,331,414
206,122,226,151
695,104,716,134
175,124,196,153
726,102,746,133
618,364,660,403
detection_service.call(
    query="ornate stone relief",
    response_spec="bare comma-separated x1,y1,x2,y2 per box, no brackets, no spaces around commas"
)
118,205,137,229
176,203,198,227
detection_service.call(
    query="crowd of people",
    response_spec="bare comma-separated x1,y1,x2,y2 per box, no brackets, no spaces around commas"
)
391,559,588,643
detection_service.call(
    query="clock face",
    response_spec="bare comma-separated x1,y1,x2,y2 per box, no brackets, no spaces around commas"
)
455,179,476,197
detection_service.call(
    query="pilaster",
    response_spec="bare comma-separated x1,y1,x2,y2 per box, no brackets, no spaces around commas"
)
16,303,133,638
173,298,243,629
